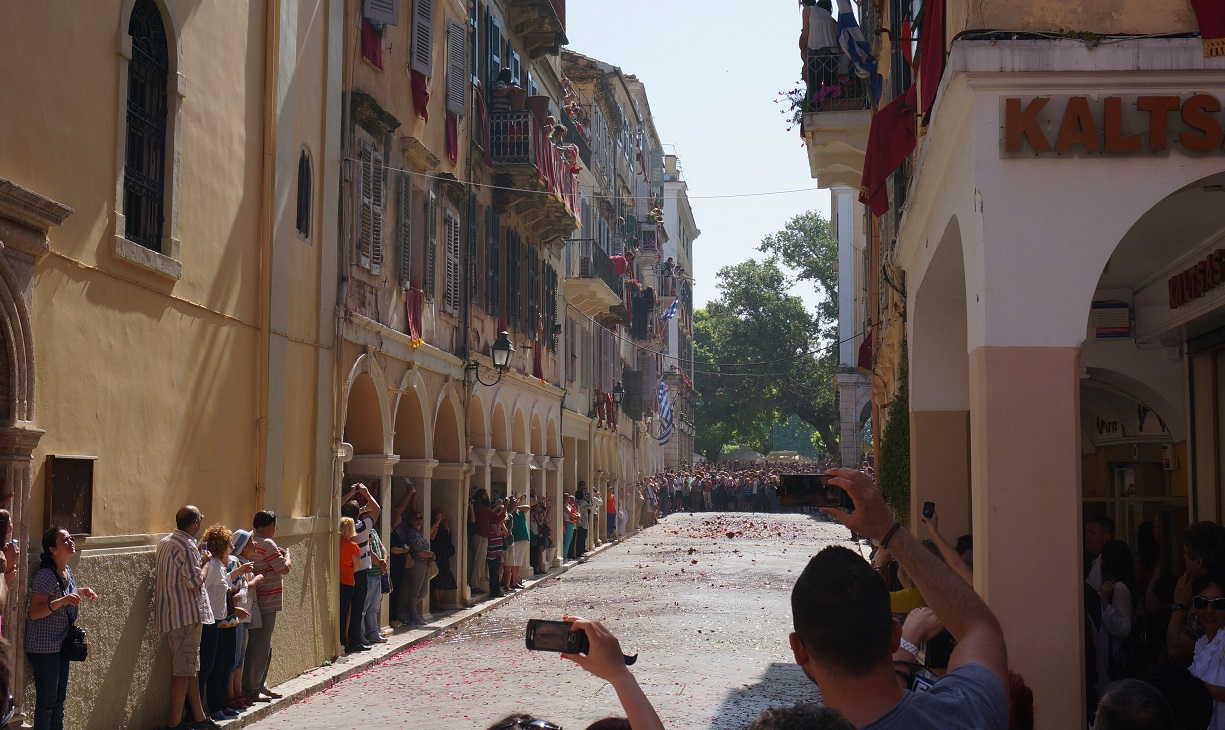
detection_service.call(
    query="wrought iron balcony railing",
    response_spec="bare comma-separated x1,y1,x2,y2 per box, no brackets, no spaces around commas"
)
565,238,623,299
489,110,579,225
805,50,870,113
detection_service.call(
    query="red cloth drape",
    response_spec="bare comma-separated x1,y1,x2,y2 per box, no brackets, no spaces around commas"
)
405,288,423,342
857,328,873,373
533,338,543,379
411,70,430,122
1193,0,1225,56
362,20,383,70
917,0,945,124
446,112,459,164
858,85,918,217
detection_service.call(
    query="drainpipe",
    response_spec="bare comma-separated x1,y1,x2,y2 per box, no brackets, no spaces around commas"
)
254,0,280,509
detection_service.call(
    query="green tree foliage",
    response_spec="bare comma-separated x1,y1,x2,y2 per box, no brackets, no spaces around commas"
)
692,213,841,460
877,343,910,519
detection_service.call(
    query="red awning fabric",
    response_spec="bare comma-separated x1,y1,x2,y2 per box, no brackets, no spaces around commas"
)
858,85,918,217
1192,0,1225,57
917,0,945,124
857,328,874,373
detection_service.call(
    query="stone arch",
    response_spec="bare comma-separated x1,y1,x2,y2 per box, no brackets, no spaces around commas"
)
511,405,527,453
490,397,509,452
341,354,392,455
0,252,37,425
392,369,429,460
546,417,559,457
530,411,543,457
466,391,489,450
433,392,464,463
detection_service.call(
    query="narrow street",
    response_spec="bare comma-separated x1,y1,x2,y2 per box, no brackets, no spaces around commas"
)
249,513,855,729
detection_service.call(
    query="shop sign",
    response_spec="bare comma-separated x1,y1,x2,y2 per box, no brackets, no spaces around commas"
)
1001,93,1225,157
1168,248,1225,309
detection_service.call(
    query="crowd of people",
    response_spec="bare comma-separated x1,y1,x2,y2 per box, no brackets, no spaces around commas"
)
631,458,840,523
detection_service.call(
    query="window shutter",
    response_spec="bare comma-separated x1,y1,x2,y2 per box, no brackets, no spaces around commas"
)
510,50,521,85
364,0,400,25
581,327,592,388
370,149,384,274
426,189,438,300
600,329,613,391
444,212,461,314
359,144,373,268
446,20,467,115
486,207,500,316
410,0,433,75
527,246,539,338
486,16,501,86
469,199,479,306
399,175,412,288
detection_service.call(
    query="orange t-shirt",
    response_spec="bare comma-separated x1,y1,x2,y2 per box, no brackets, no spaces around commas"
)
340,538,358,586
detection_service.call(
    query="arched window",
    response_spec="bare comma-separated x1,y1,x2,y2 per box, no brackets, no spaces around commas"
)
124,0,169,252
296,150,312,238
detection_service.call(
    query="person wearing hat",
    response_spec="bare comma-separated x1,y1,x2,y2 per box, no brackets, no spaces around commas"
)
227,529,261,711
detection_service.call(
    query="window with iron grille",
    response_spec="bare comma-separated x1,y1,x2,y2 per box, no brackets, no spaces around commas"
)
124,0,169,253
296,150,311,239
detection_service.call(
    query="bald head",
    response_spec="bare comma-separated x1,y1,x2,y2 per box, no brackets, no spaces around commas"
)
176,505,203,534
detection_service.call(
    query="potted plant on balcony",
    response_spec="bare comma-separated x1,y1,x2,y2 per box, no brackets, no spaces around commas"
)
526,95,551,124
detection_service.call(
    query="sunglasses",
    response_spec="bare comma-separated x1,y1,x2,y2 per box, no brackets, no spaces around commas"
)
490,722,562,730
1194,595,1225,611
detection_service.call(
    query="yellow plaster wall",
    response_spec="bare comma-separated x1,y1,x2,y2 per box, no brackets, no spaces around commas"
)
949,0,1199,35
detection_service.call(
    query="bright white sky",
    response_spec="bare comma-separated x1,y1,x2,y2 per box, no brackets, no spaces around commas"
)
565,2,831,310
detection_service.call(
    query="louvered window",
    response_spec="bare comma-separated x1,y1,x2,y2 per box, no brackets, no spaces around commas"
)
399,176,412,288
364,0,400,24
484,10,501,88
410,0,433,75
600,329,614,391
469,199,480,306
526,246,539,338
566,317,576,382
581,327,592,388
507,231,522,330
544,264,558,351
443,212,461,314
446,20,466,115
485,207,500,316
425,189,438,300
124,0,168,252
359,143,385,273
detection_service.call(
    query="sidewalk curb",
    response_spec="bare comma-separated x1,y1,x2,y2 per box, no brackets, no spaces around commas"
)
214,538,624,729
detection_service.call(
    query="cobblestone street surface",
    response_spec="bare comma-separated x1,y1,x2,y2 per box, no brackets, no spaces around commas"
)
250,512,859,729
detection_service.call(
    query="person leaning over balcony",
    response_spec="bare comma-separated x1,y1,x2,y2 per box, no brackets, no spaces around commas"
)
491,68,516,114
155,506,217,730
25,527,99,730
242,509,291,703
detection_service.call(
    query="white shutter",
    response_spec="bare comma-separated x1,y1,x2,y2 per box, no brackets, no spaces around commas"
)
425,190,438,300
446,20,466,115
581,326,591,388
410,0,433,75
364,0,400,25
359,144,373,268
510,50,521,85
370,149,384,274
399,175,412,288
444,212,461,314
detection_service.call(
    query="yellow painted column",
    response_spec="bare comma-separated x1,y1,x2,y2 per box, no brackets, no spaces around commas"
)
969,346,1084,728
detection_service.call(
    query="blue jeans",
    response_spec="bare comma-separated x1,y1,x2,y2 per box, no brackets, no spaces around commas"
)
27,651,70,730
362,571,382,640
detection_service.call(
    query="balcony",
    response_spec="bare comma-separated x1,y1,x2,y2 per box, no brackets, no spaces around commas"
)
508,0,567,59
802,50,871,189
637,220,665,258
562,238,623,319
490,110,580,245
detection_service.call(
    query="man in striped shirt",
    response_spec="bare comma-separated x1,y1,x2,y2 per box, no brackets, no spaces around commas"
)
242,509,292,702
155,505,217,730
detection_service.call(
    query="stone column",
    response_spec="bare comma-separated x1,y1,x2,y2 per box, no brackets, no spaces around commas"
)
393,458,435,620
549,457,564,566
969,345,1084,727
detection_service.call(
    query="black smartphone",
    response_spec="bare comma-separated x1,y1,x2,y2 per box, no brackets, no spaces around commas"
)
525,619,589,654
922,501,936,519
778,474,854,512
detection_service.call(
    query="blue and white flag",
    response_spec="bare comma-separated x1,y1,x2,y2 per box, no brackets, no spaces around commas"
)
836,0,882,103
660,298,679,323
657,378,673,446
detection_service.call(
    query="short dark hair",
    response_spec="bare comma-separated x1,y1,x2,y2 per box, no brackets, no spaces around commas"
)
1088,514,1116,537
791,546,892,676
253,510,277,530
584,719,631,730
176,506,202,531
750,703,853,730
1192,571,1225,595
1139,665,1212,730
1094,678,1175,730
1184,521,1225,572
816,0,832,10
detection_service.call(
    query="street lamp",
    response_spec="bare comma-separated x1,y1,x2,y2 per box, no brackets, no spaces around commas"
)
467,330,515,387
611,381,625,408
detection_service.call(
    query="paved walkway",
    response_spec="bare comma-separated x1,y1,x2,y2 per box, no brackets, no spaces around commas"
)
244,512,858,729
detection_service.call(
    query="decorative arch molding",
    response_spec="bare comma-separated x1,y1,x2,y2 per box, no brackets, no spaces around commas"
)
392,368,430,460
432,382,466,463
111,0,187,276
466,391,490,450
341,353,393,455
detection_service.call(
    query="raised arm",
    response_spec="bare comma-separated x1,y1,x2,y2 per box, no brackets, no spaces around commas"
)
563,616,664,730
825,468,1009,686
919,512,973,587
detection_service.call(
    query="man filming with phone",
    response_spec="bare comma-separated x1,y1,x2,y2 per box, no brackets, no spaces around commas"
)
788,468,1009,729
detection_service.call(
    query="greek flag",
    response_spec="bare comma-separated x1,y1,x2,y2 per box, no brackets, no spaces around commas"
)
836,0,882,103
660,298,678,323
657,378,673,445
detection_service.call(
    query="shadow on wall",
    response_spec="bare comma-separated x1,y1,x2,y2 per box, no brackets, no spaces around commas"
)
708,661,823,729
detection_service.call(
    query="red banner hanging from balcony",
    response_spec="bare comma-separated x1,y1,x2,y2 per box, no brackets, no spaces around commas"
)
411,70,430,122
858,85,917,217
917,0,945,123
1192,0,1225,56
446,111,459,164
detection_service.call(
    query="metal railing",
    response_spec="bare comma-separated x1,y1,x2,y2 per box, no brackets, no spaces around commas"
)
489,110,579,221
805,50,870,113
638,221,660,251
565,239,623,298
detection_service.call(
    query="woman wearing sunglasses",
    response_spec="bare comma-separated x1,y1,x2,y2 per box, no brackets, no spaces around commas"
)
1189,573,1225,729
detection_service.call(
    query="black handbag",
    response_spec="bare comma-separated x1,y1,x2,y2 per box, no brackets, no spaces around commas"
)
60,623,87,662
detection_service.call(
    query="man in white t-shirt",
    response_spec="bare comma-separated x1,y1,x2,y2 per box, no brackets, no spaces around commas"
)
340,483,380,652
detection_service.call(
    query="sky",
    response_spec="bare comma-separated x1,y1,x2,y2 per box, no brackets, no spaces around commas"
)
565,2,831,310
